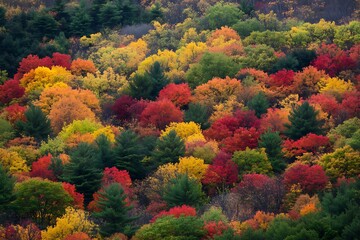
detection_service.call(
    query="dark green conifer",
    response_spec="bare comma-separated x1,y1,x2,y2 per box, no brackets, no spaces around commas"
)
163,174,206,208
16,105,51,142
247,92,269,118
93,183,136,237
150,130,185,171
62,142,103,206
113,130,146,179
285,101,324,140
258,130,285,173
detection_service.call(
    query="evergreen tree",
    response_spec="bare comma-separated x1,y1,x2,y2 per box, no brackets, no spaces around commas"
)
93,183,136,237
96,134,114,168
247,92,269,118
129,61,169,100
113,130,146,179
258,130,285,173
69,0,92,37
285,101,324,140
48,156,64,180
62,143,103,206
16,105,52,142
163,174,206,208
0,164,14,211
98,1,123,28
184,103,211,129
150,2,163,21
150,130,185,171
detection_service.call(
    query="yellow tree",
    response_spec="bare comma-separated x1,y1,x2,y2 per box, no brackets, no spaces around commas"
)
20,66,73,94
318,77,354,100
161,122,203,141
35,84,101,115
177,156,208,181
42,207,98,240
194,77,242,107
48,96,97,134
0,148,29,173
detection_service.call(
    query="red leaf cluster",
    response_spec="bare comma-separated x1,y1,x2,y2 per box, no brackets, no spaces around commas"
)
64,232,91,240
150,205,197,223
202,151,238,186
102,167,132,193
158,83,192,107
14,53,72,80
3,104,26,123
269,69,295,87
203,221,229,239
0,80,25,104
282,133,330,158
62,182,85,209
30,154,56,181
140,99,183,129
112,95,137,122
312,43,356,76
283,163,328,194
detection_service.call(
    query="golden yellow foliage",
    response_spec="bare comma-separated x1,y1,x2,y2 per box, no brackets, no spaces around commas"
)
177,156,208,180
0,148,29,173
42,207,98,240
299,203,318,216
193,77,242,106
92,126,116,143
161,122,203,141
20,66,73,93
318,77,354,99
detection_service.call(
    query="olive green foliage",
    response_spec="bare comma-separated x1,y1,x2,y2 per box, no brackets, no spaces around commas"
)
12,179,72,227
203,2,245,30
135,216,205,240
186,52,239,88
0,164,14,211
232,148,273,176
0,118,14,147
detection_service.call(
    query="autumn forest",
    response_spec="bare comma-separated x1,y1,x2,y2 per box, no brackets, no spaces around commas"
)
0,0,360,239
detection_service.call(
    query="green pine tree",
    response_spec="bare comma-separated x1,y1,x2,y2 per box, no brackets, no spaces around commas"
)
113,130,146,179
184,103,211,129
150,130,185,171
129,61,169,100
93,183,136,237
258,130,285,173
163,174,207,208
96,134,114,168
284,101,324,140
69,0,92,37
16,105,52,142
247,91,269,118
62,143,103,206
0,164,14,211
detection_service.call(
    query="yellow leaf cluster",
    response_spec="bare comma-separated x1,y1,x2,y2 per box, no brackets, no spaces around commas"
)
177,156,208,180
20,66,73,93
92,126,116,143
0,148,29,173
318,77,354,99
193,77,242,107
42,207,98,240
299,203,318,216
161,122,203,141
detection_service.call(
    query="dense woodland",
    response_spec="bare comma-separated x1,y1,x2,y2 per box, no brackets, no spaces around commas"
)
0,0,360,239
